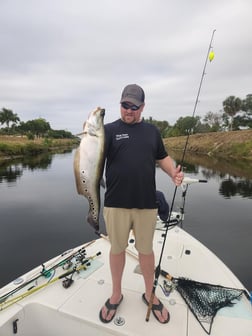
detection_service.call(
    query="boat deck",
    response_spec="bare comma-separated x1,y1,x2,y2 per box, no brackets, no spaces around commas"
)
0,226,252,336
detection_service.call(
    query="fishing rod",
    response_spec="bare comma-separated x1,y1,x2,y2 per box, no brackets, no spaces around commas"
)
160,269,247,334
146,29,217,322
1,264,89,311
0,251,101,311
0,240,96,304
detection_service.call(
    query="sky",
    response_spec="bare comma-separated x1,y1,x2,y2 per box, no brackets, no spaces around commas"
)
1,0,251,134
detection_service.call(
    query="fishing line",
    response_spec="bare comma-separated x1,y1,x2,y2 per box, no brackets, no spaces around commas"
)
0,251,102,311
0,240,96,304
146,29,217,322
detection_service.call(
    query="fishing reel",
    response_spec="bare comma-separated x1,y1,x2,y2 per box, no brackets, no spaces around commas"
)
62,260,73,270
62,278,74,288
160,279,177,297
61,251,101,289
75,249,87,264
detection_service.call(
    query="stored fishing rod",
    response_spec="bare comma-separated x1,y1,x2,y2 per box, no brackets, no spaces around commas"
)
146,29,217,322
0,264,89,311
0,240,96,305
0,251,102,311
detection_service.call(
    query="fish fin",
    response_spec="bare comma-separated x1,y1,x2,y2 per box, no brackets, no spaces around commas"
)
74,121,87,137
75,131,85,137
73,148,83,195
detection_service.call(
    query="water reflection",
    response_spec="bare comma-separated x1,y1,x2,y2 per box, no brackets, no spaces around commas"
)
0,154,53,184
170,150,252,179
1,150,252,200
169,150,252,199
219,178,252,199
0,164,23,183
0,150,251,290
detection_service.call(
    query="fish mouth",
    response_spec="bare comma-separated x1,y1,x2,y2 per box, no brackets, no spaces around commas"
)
100,108,105,117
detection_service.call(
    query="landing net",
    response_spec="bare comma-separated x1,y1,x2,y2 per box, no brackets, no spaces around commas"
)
175,278,246,334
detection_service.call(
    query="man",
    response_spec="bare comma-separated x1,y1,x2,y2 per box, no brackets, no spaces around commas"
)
99,84,183,324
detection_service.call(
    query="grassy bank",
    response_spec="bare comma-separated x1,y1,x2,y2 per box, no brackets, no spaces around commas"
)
0,136,79,160
1,130,252,162
164,129,252,161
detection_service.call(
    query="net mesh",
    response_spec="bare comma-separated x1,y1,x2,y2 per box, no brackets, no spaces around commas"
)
175,278,245,334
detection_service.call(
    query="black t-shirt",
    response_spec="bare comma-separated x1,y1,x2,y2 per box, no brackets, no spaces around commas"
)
104,119,168,209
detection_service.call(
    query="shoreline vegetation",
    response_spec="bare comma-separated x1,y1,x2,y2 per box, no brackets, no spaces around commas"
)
164,129,252,162
0,136,79,161
1,129,252,162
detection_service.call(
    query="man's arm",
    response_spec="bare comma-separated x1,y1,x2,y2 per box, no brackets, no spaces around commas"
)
157,156,184,186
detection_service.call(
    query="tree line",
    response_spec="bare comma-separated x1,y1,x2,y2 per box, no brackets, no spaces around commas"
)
145,94,252,137
1,94,252,139
0,108,74,139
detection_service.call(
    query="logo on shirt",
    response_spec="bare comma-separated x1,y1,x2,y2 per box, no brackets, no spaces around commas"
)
115,133,129,141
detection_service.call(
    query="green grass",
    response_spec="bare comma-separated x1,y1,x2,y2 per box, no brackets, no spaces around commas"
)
0,137,78,158
230,141,252,158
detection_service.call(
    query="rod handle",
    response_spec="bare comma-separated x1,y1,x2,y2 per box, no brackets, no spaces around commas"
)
145,291,155,322
160,269,173,281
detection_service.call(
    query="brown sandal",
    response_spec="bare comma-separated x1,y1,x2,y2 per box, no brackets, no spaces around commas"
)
99,296,123,323
142,294,170,324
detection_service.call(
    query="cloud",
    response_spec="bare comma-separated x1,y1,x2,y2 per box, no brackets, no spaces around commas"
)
0,0,251,133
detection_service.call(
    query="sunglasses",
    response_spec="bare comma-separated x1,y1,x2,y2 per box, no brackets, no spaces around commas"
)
121,102,140,111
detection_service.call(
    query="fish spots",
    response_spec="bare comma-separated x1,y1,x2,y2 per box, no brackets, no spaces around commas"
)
81,170,88,191
88,197,97,220
73,107,105,231
80,172,98,221
81,170,86,184
83,182,88,193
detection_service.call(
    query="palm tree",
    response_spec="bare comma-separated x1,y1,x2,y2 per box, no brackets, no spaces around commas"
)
222,96,242,131
0,108,20,131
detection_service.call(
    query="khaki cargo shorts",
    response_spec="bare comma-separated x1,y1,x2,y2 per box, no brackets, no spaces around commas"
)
103,207,157,255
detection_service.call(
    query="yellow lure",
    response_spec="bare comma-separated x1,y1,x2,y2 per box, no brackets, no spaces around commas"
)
209,51,215,62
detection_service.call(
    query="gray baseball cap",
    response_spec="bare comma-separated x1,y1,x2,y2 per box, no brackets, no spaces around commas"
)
120,84,145,106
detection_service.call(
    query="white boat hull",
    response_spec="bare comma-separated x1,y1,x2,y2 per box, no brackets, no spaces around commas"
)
0,223,251,336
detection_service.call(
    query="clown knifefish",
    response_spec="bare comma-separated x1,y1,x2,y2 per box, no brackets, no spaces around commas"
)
74,107,105,231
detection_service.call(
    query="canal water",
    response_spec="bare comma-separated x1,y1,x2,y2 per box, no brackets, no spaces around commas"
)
0,150,251,290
